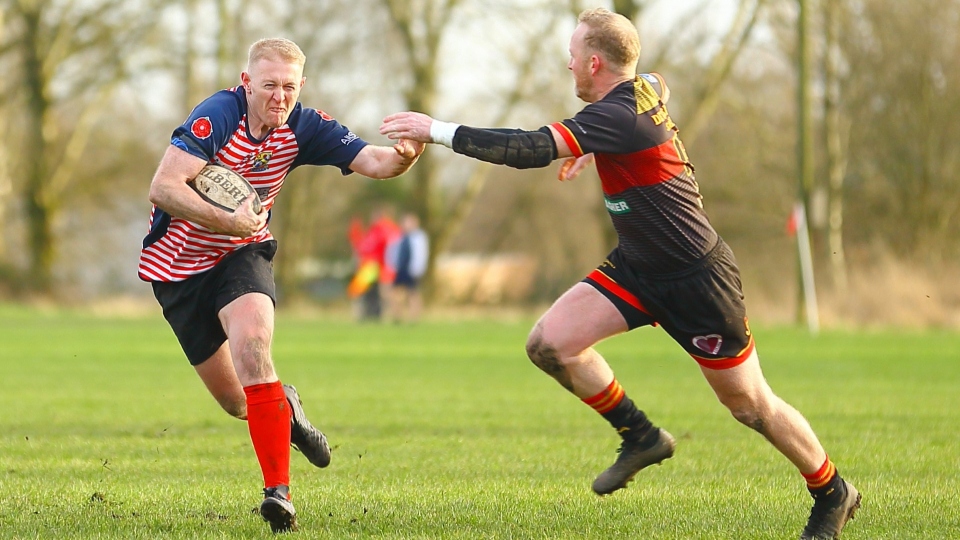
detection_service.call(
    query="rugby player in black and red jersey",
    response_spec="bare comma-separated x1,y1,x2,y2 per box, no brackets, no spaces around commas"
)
381,8,859,539
139,38,423,533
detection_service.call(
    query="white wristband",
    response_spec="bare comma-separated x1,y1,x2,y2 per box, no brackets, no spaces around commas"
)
429,120,460,148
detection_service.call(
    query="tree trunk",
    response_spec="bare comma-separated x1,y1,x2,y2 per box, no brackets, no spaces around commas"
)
823,0,848,294
21,4,54,292
795,0,816,325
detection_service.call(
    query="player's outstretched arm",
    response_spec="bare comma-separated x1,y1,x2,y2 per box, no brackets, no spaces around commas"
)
380,112,580,172
148,145,266,237
348,139,425,179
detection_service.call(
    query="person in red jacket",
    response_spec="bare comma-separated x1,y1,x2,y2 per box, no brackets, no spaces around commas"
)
347,206,401,320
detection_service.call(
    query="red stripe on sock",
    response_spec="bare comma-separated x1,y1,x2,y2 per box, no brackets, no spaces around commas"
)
802,456,837,489
583,380,626,414
244,381,291,489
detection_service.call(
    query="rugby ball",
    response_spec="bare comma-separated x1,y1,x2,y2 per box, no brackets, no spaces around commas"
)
189,164,262,213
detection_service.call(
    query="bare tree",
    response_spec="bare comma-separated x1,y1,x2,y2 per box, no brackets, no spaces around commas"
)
822,0,848,293
680,0,768,146
837,0,960,261
379,0,455,237
0,0,164,293
375,0,576,288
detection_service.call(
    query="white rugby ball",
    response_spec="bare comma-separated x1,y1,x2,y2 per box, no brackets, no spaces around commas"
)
189,164,262,213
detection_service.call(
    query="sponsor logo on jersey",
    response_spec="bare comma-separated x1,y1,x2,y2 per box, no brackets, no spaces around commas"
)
341,132,359,145
604,196,631,214
191,117,213,139
316,109,334,121
256,187,271,201
252,151,273,172
692,334,723,355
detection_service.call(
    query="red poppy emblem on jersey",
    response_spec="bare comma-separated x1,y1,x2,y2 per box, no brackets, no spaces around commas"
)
191,117,213,139
692,334,723,355
316,110,334,121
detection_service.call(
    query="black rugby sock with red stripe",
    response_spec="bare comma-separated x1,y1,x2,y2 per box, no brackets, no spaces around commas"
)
583,379,655,445
804,456,844,499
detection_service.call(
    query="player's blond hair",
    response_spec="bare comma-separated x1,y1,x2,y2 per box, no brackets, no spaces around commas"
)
577,8,640,72
247,38,306,70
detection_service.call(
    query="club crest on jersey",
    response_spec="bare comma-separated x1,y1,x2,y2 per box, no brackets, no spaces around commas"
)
692,334,723,355
191,117,213,140
251,151,273,172
604,196,631,214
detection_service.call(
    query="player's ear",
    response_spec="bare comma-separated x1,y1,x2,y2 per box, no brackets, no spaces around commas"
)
590,54,602,76
240,71,252,91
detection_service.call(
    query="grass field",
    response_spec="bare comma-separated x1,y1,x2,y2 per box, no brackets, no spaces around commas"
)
1,304,959,539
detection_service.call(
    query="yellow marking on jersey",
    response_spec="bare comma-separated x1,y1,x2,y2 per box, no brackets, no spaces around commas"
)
634,76,660,114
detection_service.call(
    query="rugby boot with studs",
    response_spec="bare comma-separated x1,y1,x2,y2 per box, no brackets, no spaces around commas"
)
799,479,861,539
592,428,676,495
260,485,297,533
284,384,332,468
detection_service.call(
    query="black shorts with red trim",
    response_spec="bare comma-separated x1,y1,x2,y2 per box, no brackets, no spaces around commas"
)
152,240,278,366
583,238,755,370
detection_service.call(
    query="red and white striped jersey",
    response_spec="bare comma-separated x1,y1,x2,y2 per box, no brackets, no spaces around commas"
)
138,87,367,282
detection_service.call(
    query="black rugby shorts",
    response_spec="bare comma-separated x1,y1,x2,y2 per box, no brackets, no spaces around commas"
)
583,239,755,370
152,240,278,366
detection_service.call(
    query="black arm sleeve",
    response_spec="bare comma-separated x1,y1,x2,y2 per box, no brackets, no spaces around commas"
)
451,126,558,169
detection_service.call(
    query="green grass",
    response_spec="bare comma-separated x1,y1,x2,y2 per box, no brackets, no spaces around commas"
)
1,304,959,539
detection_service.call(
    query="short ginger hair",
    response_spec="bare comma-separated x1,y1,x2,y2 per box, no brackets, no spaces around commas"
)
577,8,641,72
247,38,306,70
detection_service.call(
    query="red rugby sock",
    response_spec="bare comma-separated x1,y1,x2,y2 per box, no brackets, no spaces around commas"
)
243,381,291,489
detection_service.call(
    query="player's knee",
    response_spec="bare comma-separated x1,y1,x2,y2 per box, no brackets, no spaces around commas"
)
525,328,558,371
527,335,567,377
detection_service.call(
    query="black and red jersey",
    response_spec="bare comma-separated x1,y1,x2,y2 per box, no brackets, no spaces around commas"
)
551,74,718,275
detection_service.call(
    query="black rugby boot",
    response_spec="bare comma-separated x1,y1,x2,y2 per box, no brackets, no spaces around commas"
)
283,384,332,468
799,479,861,539
260,485,297,533
592,428,676,495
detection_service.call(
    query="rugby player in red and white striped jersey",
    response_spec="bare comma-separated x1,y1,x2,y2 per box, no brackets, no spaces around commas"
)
138,37,423,533
381,8,859,539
